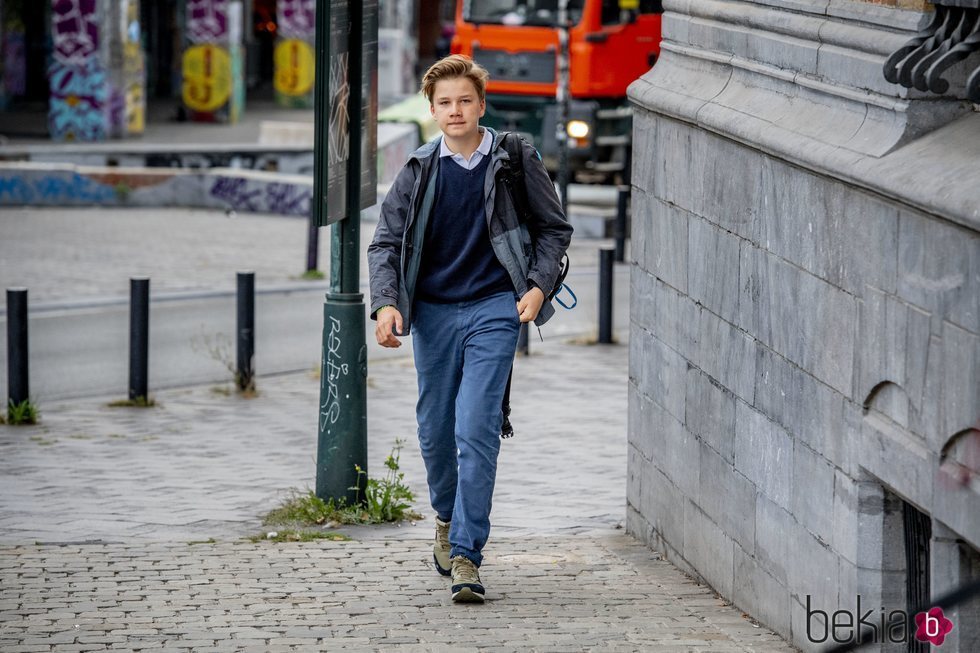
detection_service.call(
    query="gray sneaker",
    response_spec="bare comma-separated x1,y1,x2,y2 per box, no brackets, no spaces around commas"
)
433,518,451,577
451,555,485,603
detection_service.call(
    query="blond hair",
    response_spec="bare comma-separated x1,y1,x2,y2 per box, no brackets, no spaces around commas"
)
420,54,490,103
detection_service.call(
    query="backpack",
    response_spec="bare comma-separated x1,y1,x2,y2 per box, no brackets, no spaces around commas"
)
497,132,573,306
497,132,576,439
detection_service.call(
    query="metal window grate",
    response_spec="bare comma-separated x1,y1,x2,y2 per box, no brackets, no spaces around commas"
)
903,500,932,653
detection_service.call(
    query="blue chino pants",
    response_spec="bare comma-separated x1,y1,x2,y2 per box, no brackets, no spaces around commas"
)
412,291,520,567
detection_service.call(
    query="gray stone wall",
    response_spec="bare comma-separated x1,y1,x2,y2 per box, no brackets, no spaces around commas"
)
626,1,980,650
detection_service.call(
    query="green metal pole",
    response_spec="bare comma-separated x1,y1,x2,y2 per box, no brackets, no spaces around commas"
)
315,0,368,505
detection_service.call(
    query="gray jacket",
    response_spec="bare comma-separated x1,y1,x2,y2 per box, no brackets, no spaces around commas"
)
367,128,573,335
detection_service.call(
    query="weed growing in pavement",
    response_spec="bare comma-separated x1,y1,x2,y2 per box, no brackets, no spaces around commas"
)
299,269,325,281
6,399,39,425
350,440,419,523
193,330,258,397
259,440,421,540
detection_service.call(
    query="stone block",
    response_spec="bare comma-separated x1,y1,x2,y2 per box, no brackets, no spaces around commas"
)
787,528,840,621
631,266,700,362
738,243,857,396
699,441,757,550
696,306,757,403
654,119,763,242
858,413,937,515
755,494,797,585
941,323,980,442
791,443,835,545
757,162,899,296
898,210,980,336
629,196,648,267
664,419,701,501
630,111,660,196
735,401,794,509
632,327,689,423
627,442,645,509
734,543,792,637
683,500,735,598
642,197,689,294
855,287,933,434
688,215,741,325
816,42,897,97
640,463,686,552
832,471,859,565
630,383,687,479
686,367,737,463
754,345,850,472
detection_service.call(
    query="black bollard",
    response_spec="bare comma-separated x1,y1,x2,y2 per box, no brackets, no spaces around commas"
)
128,278,150,401
237,272,255,391
7,288,29,410
614,186,629,263
517,322,529,356
598,249,614,344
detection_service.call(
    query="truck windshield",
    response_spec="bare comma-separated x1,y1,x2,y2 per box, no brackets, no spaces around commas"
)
464,0,586,27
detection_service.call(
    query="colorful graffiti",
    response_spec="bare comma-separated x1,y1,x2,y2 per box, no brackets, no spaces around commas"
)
186,0,229,44
0,172,117,204
182,44,232,112
52,0,99,65
209,177,312,216
121,0,145,135
49,58,109,141
279,0,315,39
274,39,315,97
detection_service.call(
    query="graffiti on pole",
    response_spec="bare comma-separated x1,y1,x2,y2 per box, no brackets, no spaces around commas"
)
52,0,99,65
186,0,229,44
279,0,315,39
49,58,108,141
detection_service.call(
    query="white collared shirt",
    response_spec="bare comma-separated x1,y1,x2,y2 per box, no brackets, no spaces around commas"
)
440,128,493,170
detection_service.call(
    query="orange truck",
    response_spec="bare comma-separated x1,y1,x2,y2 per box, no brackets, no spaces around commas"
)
451,0,662,182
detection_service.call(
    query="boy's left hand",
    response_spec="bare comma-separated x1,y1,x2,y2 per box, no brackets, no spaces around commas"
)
517,286,545,323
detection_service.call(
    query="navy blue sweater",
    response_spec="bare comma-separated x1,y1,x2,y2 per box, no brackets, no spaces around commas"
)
416,156,512,303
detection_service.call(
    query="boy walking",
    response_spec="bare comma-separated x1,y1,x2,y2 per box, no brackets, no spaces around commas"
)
367,55,572,602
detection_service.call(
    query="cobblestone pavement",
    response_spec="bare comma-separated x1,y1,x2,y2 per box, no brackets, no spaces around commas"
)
0,536,790,652
0,337,793,651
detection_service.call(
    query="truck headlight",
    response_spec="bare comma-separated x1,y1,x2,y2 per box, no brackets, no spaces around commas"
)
566,120,590,139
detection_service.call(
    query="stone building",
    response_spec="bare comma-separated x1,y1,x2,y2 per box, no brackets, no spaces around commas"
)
626,0,979,650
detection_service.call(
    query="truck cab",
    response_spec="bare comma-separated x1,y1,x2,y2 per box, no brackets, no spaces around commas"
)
451,0,662,182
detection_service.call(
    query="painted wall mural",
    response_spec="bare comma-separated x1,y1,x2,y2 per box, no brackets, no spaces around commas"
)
182,0,244,123
274,0,315,108
49,58,109,141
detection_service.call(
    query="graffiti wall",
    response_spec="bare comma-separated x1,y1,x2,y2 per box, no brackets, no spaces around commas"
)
0,163,313,218
47,0,145,141
182,0,245,123
274,0,316,109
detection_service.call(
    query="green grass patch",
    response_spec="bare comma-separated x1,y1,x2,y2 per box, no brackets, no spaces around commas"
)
259,441,422,541
299,269,325,280
7,399,39,425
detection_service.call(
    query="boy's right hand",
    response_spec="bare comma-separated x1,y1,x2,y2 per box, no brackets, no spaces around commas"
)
375,307,404,348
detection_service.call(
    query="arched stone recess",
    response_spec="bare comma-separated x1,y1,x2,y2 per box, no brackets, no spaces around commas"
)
934,428,980,549
858,381,937,523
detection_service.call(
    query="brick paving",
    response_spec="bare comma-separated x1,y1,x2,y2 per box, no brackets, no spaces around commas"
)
0,337,793,651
